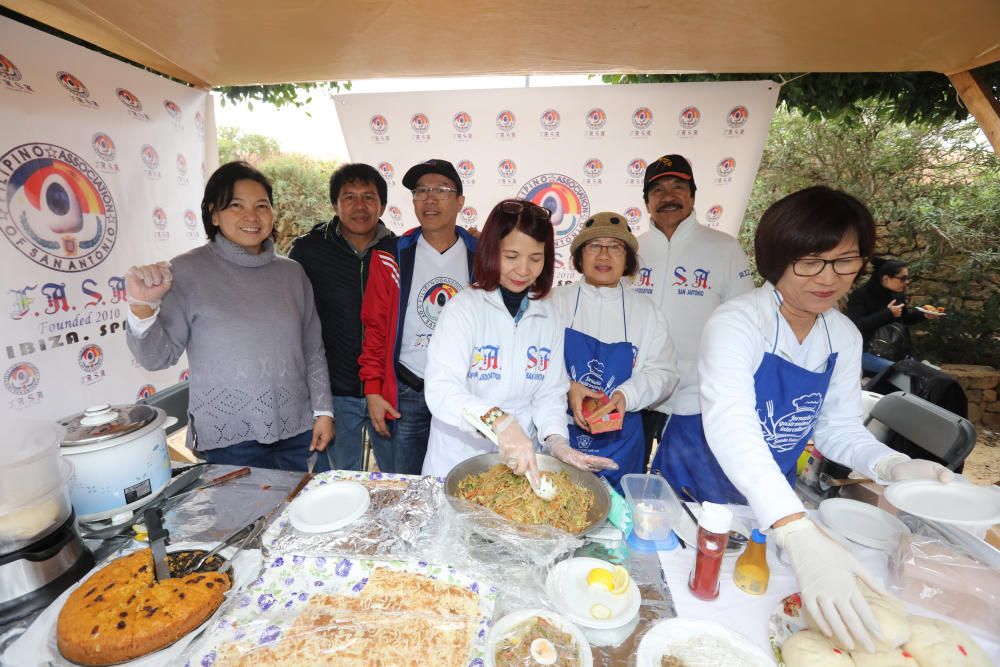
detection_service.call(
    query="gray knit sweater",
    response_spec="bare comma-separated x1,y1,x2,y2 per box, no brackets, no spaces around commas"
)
126,236,333,451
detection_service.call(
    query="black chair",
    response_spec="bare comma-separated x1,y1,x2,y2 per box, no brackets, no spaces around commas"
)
863,391,977,470
137,380,189,436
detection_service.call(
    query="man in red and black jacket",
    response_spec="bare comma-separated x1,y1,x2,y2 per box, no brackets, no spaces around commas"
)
359,159,477,474
290,163,396,471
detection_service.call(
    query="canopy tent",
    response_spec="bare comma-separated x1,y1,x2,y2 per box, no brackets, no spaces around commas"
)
7,0,999,149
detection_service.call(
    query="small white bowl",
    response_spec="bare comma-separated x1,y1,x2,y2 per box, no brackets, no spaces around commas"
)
486,608,592,667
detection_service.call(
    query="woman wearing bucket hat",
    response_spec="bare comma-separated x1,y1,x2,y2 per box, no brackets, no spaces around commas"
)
550,212,680,490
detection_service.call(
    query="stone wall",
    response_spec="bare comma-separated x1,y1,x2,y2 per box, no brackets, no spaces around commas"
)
940,364,1000,430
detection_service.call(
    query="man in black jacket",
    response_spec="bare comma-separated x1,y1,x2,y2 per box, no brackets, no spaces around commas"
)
289,163,396,470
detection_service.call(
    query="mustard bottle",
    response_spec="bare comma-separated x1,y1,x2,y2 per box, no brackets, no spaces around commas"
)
733,529,769,595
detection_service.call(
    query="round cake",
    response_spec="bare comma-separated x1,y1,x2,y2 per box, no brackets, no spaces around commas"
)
57,548,231,665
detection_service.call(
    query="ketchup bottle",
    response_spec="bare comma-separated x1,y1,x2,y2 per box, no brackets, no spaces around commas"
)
688,502,732,601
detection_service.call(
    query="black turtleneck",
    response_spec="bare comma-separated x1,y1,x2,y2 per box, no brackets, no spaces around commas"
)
499,286,529,318
845,279,924,346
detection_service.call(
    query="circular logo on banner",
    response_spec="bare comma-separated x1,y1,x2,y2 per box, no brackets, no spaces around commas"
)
78,343,103,372
410,113,429,133
416,277,462,327
184,209,198,230
727,105,749,129
678,106,701,129
194,111,205,133
179,369,190,382
583,158,603,177
115,88,143,111
461,206,477,225
140,144,159,169
388,205,402,223
586,108,607,130
516,174,591,249
706,205,724,224
457,160,475,179
0,54,22,82
497,159,517,179
176,154,188,176
717,157,736,177
56,71,89,98
4,362,39,395
91,132,116,161
136,384,156,400
627,158,647,178
624,207,642,231
453,111,471,131
632,107,653,130
540,109,560,130
378,162,394,180
152,207,168,230
496,110,516,131
0,143,118,272
370,114,388,135
163,100,182,120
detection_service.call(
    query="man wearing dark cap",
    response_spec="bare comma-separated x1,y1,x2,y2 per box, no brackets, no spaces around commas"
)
359,159,478,473
635,154,753,469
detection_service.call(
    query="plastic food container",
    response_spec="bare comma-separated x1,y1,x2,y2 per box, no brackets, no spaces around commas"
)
621,474,682,541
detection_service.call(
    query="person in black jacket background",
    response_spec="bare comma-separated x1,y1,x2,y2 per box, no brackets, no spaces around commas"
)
289,163,396,470
845,257,940,373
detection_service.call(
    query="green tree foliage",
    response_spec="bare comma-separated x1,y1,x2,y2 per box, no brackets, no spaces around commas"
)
604,66,1000,125
217,127,280,165
217,82,351,111
741,102,1000,365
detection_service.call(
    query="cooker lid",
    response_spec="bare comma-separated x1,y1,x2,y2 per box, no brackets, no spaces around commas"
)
59,404,159,446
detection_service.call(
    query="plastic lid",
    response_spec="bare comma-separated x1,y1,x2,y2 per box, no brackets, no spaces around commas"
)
698,502,733,534
0,419,66,466
60,404,159,446
750,528,766,544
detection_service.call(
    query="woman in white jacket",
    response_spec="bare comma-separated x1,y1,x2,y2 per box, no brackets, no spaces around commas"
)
551,212,679,489
423,199,601,482
679,186,952,653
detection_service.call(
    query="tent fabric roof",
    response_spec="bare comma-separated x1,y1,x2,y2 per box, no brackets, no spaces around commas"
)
7,0,1000,89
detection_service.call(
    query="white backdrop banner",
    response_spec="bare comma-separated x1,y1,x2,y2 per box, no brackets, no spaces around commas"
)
335,81,778,284
0,16,213,420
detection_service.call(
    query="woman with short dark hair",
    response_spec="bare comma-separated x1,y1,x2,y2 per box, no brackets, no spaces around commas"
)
661,186,952,653
125,161,334,471
422,199,578,480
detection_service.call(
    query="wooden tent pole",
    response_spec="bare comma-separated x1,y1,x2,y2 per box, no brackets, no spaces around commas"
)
949,70,1000,154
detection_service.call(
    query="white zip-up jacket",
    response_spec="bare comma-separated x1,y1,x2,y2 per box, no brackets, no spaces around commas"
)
699,285,900,529
422,287,570,476
635,213,753,415
551,280,679,413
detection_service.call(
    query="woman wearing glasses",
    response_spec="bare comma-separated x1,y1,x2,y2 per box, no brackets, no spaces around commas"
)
422,199,573,482
845,258,939,373
549,212,679,490
671,186,951,653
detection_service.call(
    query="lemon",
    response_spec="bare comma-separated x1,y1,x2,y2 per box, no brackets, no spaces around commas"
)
590,603,612,619
586,567,615,591
610,565,630,595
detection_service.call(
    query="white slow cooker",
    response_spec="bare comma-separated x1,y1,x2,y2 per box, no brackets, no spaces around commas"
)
58,404,175,523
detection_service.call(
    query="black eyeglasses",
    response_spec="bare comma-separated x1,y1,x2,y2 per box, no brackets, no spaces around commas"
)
892,274,912,283
412,186,458,201
500,199,552,222
791,256,865,277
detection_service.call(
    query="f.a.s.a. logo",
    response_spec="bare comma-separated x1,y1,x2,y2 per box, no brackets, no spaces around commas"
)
56,71,99,108
516,174,591,249
0,53,33,93
0,143,118,272
116,88,150,120
4,362,39,395
78,343,103,372
378,162,394,181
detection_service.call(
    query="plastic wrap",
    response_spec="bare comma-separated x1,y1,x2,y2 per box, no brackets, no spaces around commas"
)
888,531,1000,635
180,555,496,667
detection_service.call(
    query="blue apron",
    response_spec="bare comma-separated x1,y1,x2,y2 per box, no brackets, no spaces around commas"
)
564,285,645,490
653,296,837,504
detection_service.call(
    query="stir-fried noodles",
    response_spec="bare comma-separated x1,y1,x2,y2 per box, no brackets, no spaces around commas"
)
456,465,595,533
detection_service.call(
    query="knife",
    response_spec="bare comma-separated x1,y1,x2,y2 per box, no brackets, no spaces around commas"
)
286,452,318,503
144,507,171,581
157,466,252,512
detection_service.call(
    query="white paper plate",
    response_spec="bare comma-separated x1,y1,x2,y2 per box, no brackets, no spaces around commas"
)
915,306,946,316
486,608,593,667
288,480,370,533
818,498,910,551
885,479,1000,526
637,618,776,667
545,557,640,630
674,502,751,557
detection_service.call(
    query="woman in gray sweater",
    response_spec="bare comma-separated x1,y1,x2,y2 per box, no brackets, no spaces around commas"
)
125,161,334,471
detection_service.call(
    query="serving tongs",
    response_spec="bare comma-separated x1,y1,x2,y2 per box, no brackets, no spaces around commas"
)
176,515,266,577
462,408,558,501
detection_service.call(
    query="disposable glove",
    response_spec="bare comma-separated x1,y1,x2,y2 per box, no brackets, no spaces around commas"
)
878,455,954,483
125,261,173,307
545,435,619,473
773,518,884,652
494,414,540,485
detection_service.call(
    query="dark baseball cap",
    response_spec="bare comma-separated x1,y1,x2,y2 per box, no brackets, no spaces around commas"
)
402,159,463,195
643,154,696,195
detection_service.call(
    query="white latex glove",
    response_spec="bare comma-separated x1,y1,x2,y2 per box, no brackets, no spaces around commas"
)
545,434,619,473
125,261,173,307
880,456,954,483
773,518,884,652
494,414,540,485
